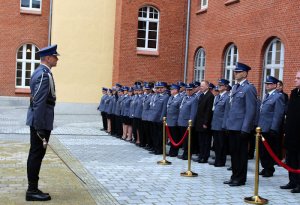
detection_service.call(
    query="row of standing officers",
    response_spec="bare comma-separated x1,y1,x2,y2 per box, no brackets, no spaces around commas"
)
98,62,300,192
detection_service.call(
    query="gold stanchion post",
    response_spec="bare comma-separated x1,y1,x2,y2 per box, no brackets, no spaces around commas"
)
157,117,172,165
244,127,269,205
180,120,198,177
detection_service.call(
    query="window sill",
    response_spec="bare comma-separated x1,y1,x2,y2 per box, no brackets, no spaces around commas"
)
225,0,240,6
15,88,31,94
196,8,207,15
136,50,159,56
20,8,42,15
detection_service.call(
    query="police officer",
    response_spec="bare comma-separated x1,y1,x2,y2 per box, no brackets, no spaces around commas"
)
258,76,285,177
132,85,144,146
177,83,198,160
141,83,153,150
166,84,183,157
223,62,257,186
26,45,59,201
114,88,124,138
148,82,169,155
97,87,108,131
211,79,230,167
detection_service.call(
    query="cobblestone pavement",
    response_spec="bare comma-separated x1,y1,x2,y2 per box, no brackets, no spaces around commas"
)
1,97,300,205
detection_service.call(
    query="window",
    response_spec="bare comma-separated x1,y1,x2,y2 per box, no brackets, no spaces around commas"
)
262,38,284,94
201,0,208,9
21,0,42,10
224,44,238,85
137,6,159,51
194,48,206,82
16,44,40,88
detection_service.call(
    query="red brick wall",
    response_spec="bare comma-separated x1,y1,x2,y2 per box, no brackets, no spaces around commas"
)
113,0,187,86
188,0,300,96
0,0,49,96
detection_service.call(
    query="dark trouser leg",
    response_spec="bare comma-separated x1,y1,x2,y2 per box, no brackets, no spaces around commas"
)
101,112,107,130
214,130,227,166
168,126,180,156
180,126,189,157
228,131,248,183
198,130,212,161
259,132,275,174
154,122,163,153
110,115,115,135
27,127,50,189
286,150,300,186
144,121,153,149
139,119,146,146
248,130,255,159
191,127,199,154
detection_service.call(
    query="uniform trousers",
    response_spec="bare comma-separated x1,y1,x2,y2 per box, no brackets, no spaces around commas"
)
27,127,50,183
139,119,147,147
168,126,180,156
114,115,122,137
259,132,278,174
179,126,189,157
213,130,227,166
143,121,153,148
101,111,107,130
248,129,256,159
198,129,212,161
110,114,116,135
286,150,300,186
151,122,163,153
228,130,249,183
132,118,141,141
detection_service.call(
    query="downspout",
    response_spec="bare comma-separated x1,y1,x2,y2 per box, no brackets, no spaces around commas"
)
183,0,191,83
48,0,53,45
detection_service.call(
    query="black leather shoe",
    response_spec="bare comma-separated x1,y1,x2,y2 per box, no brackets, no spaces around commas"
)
177,155,188,160
229,181,245,187
259,169,265,175
214,163,225,167
227,166,232,171
223,179,233,184
280,183,297,189
26,190,51,201
198,158,207,163
291,186,300,193
208,161,215,166
262,172,273,177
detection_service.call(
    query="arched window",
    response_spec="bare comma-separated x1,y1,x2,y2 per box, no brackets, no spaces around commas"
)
194,48,206,82
16,44,40,88
224,44,238,85
263,38,284,82
137,6,159,51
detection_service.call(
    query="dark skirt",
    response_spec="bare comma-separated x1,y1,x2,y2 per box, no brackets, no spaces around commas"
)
123,116,132,125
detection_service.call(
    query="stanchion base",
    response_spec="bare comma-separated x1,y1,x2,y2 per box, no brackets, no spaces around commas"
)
244,196,268,205
180,171,198,177
157,159,172,165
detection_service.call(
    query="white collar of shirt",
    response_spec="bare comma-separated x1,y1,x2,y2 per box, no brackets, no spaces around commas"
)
238,79,247,86
173,94,178,98
41,64,51,73
204,90,208,95
268,89,276,95
220,91,226,97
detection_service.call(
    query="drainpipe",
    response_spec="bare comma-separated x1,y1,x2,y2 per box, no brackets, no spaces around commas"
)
48,0,53,45
183,0,191,83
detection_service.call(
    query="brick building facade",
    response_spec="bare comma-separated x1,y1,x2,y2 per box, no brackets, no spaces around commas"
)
188,0,300,96
0,0,49,96
113,0,300,95
113,0,187,85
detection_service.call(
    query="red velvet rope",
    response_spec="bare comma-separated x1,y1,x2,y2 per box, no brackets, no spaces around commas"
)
165,125,189,148
261,137,300,174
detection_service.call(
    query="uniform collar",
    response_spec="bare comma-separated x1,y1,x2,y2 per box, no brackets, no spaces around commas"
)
268,89,276,95
41,64,52,73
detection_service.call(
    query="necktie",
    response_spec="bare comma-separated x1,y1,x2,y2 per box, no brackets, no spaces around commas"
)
265,93,269,99
236,83,240,90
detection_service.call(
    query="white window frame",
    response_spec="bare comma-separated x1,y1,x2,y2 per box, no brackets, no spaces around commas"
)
194,48,206,82
224,44,238,85
201,0,208,9
16,44,40,88
262,38,285,96
137,6,159,51
20,0,42,11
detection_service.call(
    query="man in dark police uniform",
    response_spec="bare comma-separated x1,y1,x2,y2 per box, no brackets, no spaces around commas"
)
26,45,59,201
